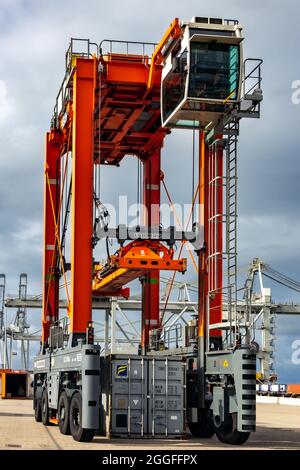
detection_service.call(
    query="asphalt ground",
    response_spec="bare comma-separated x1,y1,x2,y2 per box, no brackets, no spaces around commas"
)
0,399,299,450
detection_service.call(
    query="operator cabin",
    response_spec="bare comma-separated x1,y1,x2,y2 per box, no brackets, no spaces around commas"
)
161,17,243,130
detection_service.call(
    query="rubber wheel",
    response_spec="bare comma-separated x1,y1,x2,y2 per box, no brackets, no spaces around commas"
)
69,393,95,442
188,409,215,438
58,391,71,435
215,413,250,445
41,389,49,425
34,395,42,422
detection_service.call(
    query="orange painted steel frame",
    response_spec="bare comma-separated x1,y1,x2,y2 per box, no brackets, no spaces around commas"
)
141,148,161,350
69,58,95,336
208,141,223,339
92,242,185,296
42,131,61,344
41,51,167,347
42,58,96,345
41,19,223,351
101,241,185,271
198,131,206,341
147,18,182,90
198,132,222,347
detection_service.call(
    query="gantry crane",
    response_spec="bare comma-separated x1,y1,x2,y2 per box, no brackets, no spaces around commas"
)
0,274,6,368
5,274,30,370
33,17,263,444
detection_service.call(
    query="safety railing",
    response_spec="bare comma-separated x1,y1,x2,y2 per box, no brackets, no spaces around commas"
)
51,38,98,129
243,58,263,97
206,284,254,352
161,323,182,349
65,38,98,71
150,323,183,350
49,316,70,350
99,39,156,58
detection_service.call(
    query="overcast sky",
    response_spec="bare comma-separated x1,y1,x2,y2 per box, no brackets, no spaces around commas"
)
0,0,300,382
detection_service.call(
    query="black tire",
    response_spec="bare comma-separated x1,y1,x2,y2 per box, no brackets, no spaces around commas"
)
58,391,71,435
34,395,42,422
188,409,215,438
69,392,95,442
41,389,49,425
215,413,250,445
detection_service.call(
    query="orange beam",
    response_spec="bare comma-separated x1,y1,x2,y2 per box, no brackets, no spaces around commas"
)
206,140,223,338
210,144,223,335
42,130,61,345
105,58,150,84
93,243,186,295
117,258,185,270
93,268,142,294
147,18,182,90
142,148,161,350
198,133,222,342
0,372,6,399
198,131,206,339
111,107,145,144
94,53,167,165
69,58,95,336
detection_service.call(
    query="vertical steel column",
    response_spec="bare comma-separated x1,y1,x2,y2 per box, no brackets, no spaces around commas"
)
0,274,5,368
26,340,30,370
198,132,223,407
209,143,223,341
198,131,206,344
110,299,117,354
104,308,109,356
9,337,12,369
197,131,207,409
199,134,223,348
69,58,95,340
141,148,161,351
42,131,61,346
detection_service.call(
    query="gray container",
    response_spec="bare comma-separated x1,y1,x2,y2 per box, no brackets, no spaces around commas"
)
100,355,186,438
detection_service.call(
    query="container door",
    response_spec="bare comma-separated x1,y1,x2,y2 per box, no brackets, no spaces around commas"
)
111,358,146,436
148,358,185,436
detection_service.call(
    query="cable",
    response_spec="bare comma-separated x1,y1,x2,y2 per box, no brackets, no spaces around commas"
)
46,172,70,305
106,237,111,259
161,181,200,321
93,194,110,247
262,272,300,293
92,57,102,236
97,59,102,199
192,129,195,225
44,129,72,316
137,158,141,224
162,178,199,273
264,266,300,290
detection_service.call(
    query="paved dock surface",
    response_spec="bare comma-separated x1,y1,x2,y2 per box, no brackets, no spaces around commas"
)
0,399,300,450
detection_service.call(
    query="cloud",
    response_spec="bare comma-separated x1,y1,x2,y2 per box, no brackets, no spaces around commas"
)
0,79,14,123
13,219,42,248
239,215,300,265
